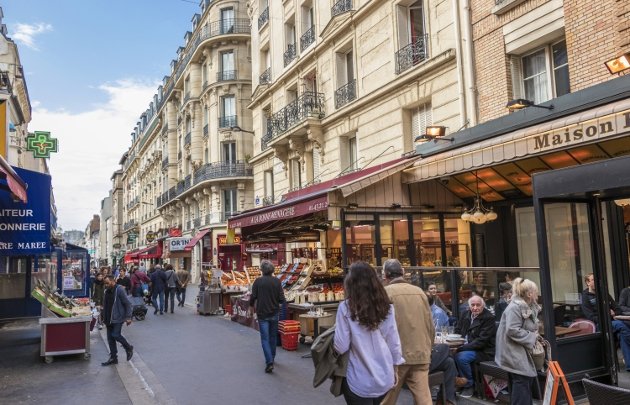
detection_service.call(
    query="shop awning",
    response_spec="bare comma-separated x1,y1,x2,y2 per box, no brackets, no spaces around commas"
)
404,99,630,184
124,250,139,263
0,155,28,203
228,193,329,229
184,229,211,251
138,242,163,259
337,157,420,197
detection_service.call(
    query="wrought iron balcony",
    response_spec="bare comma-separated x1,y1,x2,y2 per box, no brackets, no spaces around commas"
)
332,0,353,17
219,115,237,128
261,131,272,151
284,43,297,67
193,217,202,228
334,79,357,109
162,157,168,170
217,70,237,82
203,124,209,137
193,160,253,183
185,132,191,146
266,91,325,142
395,34,429,75
183,92,191,105
259,67,271,85
184,174,192,190
300,26,315,52
258,7,269,30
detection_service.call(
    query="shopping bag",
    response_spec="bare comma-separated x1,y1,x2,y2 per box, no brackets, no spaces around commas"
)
483,374,508,399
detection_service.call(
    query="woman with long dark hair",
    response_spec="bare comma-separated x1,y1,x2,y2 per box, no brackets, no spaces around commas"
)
334,262,404,404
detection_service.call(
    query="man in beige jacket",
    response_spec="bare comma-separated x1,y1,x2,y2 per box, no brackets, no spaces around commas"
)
382,259,435,405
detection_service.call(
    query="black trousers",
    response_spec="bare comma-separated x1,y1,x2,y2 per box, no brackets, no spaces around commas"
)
508,372,534,405
106,323,131,359
341,378,386,405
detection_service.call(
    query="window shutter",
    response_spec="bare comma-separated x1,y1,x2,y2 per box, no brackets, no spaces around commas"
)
411,103,432,141
312,148,321,181
510,56,524,100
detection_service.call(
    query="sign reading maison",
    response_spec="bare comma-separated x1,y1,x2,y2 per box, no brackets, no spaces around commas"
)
529,110,630,153
229,195,329,229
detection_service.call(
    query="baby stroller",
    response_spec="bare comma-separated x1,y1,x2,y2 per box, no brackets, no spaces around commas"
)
130,295,148,321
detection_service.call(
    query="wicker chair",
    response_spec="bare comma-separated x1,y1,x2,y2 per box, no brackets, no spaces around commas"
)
582,378,630,404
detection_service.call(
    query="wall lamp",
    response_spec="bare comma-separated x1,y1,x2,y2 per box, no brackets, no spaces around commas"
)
230,126,255,134
506,99,554,111
605,52,630,75
414,126,453,144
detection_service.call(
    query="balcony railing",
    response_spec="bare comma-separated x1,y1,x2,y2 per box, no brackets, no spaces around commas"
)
217,70,237,82
185,132,191,146
193,217,202,228
265,91,325,143
284,43,297,67
203,124,209,137
331,0,352,17
219,115,237,128
334,79,357,109
300,26,315,52
221,211,238,223
162,157,169,170
395,34,429,75
258,7,269,30
259,67,271,85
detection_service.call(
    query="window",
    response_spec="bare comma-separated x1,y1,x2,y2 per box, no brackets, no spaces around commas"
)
222,142,236,163
220,51,235,81
284,21,297,66
407,0,425,44
184,76,190,98
335,47,356,108
264,170,274,203
290,159,302,190
220,95,236,128
312,147,321,181
411,103,432,142
220,8,235,34
301,3,315,51
349,137,358,171
202,63,207,86
515,40,570,104
223,189,238,215
204,148,209,163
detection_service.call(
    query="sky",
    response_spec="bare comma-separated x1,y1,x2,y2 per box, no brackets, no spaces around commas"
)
2,0,200,231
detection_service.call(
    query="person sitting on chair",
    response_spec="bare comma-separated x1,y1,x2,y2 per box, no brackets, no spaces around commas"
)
581,273,630,371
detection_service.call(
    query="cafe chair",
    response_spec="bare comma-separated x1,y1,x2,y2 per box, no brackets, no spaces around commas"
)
582,378,630,405
568,319,596,336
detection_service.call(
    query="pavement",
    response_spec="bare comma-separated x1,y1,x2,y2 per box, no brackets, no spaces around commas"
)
0,285,595,404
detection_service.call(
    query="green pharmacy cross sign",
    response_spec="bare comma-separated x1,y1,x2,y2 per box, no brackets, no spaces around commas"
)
26,131,58,158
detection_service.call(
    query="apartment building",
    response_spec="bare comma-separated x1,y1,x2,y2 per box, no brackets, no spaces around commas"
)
120,0,254,278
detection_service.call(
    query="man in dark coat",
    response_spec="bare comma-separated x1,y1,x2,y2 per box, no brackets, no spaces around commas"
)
454,295,496,398
101,275,133,366
150,264,167,315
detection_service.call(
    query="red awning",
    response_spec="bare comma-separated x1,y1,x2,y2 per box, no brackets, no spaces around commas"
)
138,242,163,259
184,229,211,251
124,250,140,263
0,155,28,203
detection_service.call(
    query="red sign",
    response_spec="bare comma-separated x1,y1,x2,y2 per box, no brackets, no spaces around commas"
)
169,227,182,237
218,235,241,245
228,195,328,229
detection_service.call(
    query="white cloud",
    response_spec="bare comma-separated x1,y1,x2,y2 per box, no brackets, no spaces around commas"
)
11,22,53,50
30,79,159,230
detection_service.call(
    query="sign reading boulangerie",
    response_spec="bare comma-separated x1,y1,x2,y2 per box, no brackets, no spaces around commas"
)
0,167,51,255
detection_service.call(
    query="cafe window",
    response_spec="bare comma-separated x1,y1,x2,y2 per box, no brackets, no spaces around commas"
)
379,214,411,267
345,214,376,266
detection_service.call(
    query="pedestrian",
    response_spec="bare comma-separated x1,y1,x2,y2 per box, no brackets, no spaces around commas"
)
430,343,466,405
164,264,178,313
92,272,105,330
130,266,150,297
249,260,285,373
101,275,134,366
150,264,167,315
139,261,147,273
333,261,405,405
453,295,496,398
116,268,131,295
381,259,433,405
495,278,541,405
176,266,191,307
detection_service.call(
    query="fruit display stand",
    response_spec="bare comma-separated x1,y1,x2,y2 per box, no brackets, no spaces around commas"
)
39,305,91,363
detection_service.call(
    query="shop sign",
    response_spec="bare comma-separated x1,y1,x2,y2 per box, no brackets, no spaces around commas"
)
26,131,58,159
168,237,192,252
229,195,328,229
230,296,258,330
0,167,51,255
529,109,630,153
169,227,182,237
146,231,156,243
218,235,241,245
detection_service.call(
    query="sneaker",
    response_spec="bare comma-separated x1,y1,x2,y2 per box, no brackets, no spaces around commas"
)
101,358,118,366
154,309,158,315
98,325,103,330
126,346,134,361
460,387,474,398
455,376,468,388
265,364,274,373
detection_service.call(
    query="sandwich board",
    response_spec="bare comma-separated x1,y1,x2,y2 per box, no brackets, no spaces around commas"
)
543,361,574,405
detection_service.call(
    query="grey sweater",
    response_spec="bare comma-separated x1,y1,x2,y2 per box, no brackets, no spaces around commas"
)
495,297,539,377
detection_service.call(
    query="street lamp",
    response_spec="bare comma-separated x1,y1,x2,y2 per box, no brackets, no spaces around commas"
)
414,126,453,144
605,52,630,75
230,126,255,134
506,99,554,111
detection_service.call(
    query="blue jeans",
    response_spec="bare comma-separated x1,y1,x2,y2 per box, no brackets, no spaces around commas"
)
152,290,165,312
612,320,630,370
106,322,131,359
454,350,478,388
258,314,278,366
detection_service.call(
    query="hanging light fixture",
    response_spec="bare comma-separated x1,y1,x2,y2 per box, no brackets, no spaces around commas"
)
461,172,498,224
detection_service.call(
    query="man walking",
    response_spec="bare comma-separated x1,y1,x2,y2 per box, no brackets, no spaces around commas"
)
176,266,191,307
101,275,133,366
150,264,167,315
249,260,285,373
164,264,178,314
382,259,434,405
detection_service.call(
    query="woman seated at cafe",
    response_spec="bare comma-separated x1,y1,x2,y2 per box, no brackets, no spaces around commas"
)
581,272,630,371
453,295,496,398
